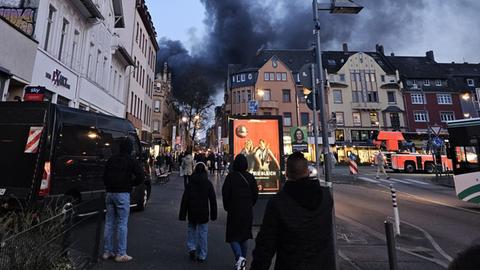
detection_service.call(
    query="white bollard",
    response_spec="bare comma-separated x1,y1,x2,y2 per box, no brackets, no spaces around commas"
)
390,184,401,236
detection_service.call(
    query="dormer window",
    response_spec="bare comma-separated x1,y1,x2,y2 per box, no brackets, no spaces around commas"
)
435,80,442,86
467,79,475,87
241,74,246,82
232,76,236,82
423,80,430,86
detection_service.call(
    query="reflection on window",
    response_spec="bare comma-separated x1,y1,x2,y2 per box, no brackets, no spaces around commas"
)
456,146,478,164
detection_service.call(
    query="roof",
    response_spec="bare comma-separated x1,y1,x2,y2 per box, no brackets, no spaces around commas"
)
252,48,316,73
386,56,448,79
382,106,404,113
322,51,396,74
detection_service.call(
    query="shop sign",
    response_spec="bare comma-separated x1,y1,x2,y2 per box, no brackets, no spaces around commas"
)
0,7,36,36
45,69,70,89
23,85,45,101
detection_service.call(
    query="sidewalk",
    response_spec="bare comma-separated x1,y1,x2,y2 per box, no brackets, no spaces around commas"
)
95,172,443,270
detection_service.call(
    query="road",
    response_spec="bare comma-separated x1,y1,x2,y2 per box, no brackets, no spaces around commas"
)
94,167,480,269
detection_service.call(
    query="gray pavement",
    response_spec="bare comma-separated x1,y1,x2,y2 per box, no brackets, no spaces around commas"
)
94,171,478,269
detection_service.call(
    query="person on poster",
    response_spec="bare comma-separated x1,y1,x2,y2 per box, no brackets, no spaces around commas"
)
293,128,306,144
240,139,256,172
254,139,280,171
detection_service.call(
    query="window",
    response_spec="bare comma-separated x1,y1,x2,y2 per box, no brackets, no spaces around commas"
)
154,100,160,112
352,91,361,103
335,112,344,126
437,94,452,104
298,90,306,103
58,125,98,156
367,91,378,102
241,74,246,82
467,79,475,87
283,112,292,126
95,50,101,82
263,89,271,101
339,74,346,82
301,112,309,126
264,72,269,81
153,121,159,132
411,93,425,104
333,90,342,104
370,112,379,126
264,112,272,116
351,130,374,142
282,89,291,102
58,18,69,61
390,113,400,130
353,112,361,126
381,75,385,82
423,80,430,86
86,43,94,79
70,30,80,69
269,72,275,81
247,90,252,101
281,73,287,81
335,130,345,141
387,91,396,103
276,73,282,81
136,22,139,43
435,80,442,86
440,112,455,122
414,111,429,122
44,5,56,51
232,75,236,82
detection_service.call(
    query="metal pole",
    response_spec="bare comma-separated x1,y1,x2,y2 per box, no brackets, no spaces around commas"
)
389,184,401,235
313,1,338,269
384,220,399,270
310,64,321,181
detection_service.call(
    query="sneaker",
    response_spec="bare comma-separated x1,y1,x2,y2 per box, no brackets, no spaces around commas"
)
189,250,196,261
236,256,246,270
114,255,133,263
102,252,114,260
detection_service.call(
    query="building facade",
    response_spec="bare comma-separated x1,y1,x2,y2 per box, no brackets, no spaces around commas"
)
28,0,134,117
119,0,158,141
0,1,39,102
324,45,406,163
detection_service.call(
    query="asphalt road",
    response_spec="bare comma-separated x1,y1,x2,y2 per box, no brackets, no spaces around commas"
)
93,168,480,269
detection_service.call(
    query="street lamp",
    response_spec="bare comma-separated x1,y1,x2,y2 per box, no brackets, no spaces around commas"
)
257,89,265,98
312,1,362,269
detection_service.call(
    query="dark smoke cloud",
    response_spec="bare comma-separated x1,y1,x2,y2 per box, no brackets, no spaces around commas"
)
158,0,479,98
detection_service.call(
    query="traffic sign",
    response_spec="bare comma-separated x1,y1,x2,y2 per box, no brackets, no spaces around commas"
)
432,136,444,148
306,92,320,111
430,126,442,135
248,100,258,113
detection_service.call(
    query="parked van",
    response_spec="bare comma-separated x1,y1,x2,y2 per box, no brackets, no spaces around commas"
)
0,102,151,212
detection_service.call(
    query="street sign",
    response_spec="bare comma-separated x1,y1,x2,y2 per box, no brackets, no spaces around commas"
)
248,100,258,113
430,126,442,135
432,136,444,148
306,92,320,111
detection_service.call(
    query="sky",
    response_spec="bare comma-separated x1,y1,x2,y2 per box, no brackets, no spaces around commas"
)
146,0,480,115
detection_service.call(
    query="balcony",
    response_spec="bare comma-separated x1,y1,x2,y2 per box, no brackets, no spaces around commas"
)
351,102,381,111
259,100,279,109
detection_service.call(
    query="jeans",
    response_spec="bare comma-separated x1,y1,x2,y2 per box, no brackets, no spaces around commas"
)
187,222,209,260
376,164,389,178
230,240,248,260
103,192,130,256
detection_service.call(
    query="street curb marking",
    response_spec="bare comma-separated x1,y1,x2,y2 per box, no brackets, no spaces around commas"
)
338,250,363,270
401,220,454,262
357,176,379,183
403,178,430,185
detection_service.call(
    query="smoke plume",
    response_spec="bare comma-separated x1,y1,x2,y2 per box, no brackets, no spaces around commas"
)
157,0,480,98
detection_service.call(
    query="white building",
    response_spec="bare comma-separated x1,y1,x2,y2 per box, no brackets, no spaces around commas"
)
29,0,134,117
117,0,158,141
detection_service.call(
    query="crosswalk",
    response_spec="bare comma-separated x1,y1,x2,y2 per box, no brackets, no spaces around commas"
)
356,176,430,187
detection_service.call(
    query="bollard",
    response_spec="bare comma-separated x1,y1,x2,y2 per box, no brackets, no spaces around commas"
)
349,159,359,175
389,184,401,236
385,220,399,270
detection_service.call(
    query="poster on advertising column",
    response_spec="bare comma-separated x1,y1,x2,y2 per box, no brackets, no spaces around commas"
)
230,116,284,194
290,126,308,153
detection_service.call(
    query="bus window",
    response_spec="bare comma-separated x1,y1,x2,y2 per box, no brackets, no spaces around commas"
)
465,146,478,164
455,147,466,163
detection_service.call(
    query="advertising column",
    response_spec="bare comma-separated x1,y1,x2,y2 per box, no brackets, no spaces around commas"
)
230,116,284,194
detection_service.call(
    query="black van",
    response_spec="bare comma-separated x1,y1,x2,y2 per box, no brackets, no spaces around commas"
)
0,102,151,212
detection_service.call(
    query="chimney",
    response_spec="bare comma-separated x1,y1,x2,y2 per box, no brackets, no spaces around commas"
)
342,43,348,53
426,50,435,62
390,52,395,56
375,44,384,55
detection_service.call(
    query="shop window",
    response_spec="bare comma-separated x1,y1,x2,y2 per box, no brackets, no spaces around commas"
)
335,130,345,141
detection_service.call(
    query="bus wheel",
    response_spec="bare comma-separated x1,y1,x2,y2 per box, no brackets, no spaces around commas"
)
425,163,435,174
404,162,415,173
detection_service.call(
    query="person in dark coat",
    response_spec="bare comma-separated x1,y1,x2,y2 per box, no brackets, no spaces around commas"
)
250,152,334,270
208,152,216,174
179,162,217,262
222,154,259,270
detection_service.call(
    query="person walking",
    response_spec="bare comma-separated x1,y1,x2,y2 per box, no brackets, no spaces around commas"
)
250,152,334,270
102,139,145,262
179,162,218,262
375,150,390,180
182,150,195,188
208,152,216,175
222,154,259,270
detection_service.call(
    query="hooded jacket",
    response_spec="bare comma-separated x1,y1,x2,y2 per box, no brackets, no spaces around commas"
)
251,178,334,270
179,168,217,224
182,154,195,176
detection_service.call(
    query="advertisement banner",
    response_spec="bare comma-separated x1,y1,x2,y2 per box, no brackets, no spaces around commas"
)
290,126,308,152
230,116,284,194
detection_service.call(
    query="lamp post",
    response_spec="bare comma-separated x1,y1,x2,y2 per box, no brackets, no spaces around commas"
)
312,1,362,269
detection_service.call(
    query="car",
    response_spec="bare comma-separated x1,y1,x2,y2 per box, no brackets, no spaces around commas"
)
0,102,151,213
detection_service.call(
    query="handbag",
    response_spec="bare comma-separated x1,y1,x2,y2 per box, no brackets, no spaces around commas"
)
238,172,250,187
